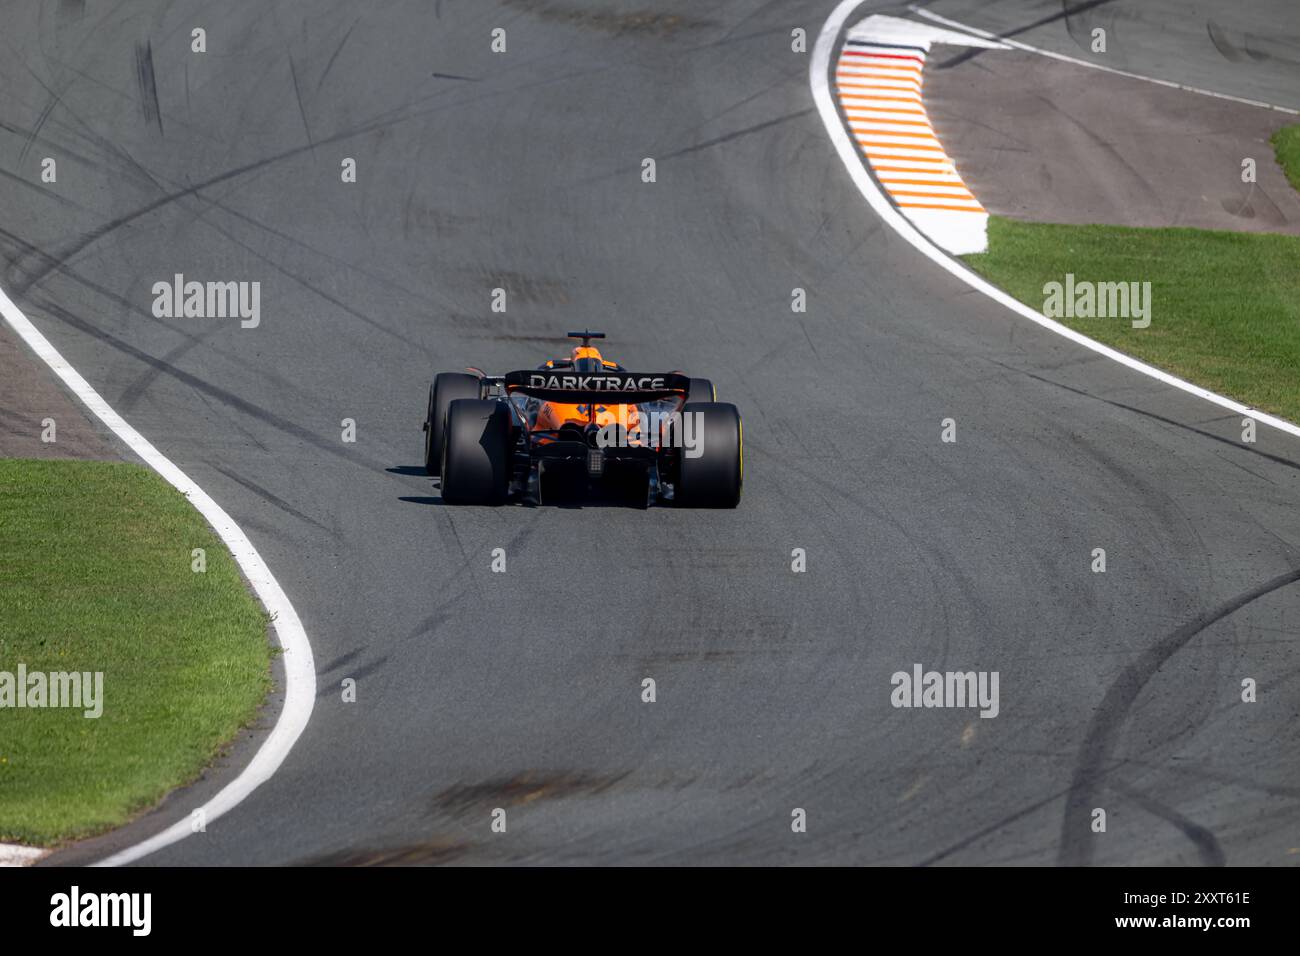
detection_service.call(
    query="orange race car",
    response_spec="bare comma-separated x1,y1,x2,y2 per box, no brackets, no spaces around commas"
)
421,331,742,507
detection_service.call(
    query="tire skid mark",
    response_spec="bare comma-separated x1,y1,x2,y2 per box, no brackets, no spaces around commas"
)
17,90,62,166
1058,568,1300,865
1111,781,1226,866
994,362,1300,475
133,39,163,135
25,296,393,473
209,463,337,535
9,97,464,295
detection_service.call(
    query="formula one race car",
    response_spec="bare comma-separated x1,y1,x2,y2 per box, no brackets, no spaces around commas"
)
421,332,742,507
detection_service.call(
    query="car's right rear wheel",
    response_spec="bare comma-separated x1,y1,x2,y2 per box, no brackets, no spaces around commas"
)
675,401,742,508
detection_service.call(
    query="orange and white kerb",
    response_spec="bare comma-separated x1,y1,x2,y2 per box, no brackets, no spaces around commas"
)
835,15,1003,254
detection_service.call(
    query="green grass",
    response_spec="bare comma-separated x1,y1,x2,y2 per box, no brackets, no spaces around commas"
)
1272,123,1300,193
963,216,1300,422
0,459,271,845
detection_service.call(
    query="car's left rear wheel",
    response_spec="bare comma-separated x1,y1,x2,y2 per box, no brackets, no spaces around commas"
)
441,399,512,505
425,372,481,475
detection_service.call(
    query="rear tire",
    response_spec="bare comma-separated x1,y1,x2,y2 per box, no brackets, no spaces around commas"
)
675,402,742,508
425,372,481,475
441,399,512,504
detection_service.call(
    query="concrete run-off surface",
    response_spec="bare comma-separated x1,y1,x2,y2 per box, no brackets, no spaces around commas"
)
924,49,1300,233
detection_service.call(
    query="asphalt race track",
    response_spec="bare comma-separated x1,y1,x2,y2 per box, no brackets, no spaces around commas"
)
6,0,1299,865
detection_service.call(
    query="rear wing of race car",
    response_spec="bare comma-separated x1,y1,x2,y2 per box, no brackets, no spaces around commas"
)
503,370,690,405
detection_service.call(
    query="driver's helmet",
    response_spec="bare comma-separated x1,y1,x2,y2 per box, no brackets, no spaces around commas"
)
571,344,606,371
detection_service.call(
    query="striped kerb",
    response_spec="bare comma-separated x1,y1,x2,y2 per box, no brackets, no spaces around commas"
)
835,39,985,217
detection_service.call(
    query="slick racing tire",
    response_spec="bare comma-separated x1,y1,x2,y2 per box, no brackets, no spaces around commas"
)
441,399,512,505
685,377,715,405
425,372,481,475
675,401,742,508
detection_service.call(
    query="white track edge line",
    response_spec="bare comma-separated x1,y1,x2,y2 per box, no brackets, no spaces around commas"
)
0,285,317,866
910,6,1300,116
813,0,1300,441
